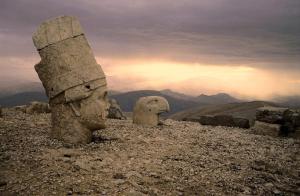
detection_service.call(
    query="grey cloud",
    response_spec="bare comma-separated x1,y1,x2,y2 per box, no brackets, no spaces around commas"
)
0,0,299,70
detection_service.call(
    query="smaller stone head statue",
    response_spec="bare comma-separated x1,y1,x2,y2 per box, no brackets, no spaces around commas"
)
33,16,109,144
133,96,170,126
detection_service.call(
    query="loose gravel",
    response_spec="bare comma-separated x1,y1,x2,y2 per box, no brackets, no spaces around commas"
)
0,109,299,195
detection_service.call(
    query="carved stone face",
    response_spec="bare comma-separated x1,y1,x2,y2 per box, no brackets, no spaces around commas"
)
33,16,109,144
133,96,170,126
78,87,109,130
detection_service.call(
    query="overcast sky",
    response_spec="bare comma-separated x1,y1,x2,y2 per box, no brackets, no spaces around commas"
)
1,0,299,99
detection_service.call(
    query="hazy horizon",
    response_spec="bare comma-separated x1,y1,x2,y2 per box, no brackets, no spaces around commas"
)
1,0,299,100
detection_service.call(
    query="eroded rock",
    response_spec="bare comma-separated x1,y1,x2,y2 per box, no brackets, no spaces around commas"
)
195,115,250,129
25,101,51,114
252,121,280,137
133,96,170,126
255,107,300,137
107,99,126,120
256,106,288,124
33,16,108,144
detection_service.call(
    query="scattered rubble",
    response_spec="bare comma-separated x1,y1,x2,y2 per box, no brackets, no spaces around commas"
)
0,108,299,195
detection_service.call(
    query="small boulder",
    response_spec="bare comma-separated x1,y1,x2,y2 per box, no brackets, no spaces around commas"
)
252,121,280,137
256,106,288,124
107,99,126,120
25,101,51,114
197,115,250,129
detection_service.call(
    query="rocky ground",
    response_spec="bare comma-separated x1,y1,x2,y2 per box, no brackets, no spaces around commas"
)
0,109,299,196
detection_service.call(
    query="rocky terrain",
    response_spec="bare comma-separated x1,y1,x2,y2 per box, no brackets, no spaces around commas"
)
0,108,299,195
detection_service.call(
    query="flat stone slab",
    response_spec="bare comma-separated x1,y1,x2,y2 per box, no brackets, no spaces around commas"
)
192,115,250,129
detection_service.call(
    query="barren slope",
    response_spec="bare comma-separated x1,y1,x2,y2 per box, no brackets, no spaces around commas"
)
0,109,299,195
170,101,278,122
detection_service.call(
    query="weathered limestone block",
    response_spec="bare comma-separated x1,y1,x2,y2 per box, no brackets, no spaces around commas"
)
196,115,250,129
133,96,170,126
33,16,108,144
256,106,288,124
107,99,126,120
252,121,280,137
25,101,51,114
282,109,300,128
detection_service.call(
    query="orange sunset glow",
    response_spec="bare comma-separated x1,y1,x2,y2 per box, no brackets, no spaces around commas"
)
99,58,300,99
0,0,299,101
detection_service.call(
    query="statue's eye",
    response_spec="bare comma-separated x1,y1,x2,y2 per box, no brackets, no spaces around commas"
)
155,99,158,102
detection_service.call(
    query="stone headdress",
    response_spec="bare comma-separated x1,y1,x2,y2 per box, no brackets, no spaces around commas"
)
33,16,106,103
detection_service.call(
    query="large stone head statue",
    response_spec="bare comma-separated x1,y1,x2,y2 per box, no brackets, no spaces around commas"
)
33,16,108,144
133,96,170,126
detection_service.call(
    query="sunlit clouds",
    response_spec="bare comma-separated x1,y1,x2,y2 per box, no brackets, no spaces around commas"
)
99,57,300,99
0,0,299,99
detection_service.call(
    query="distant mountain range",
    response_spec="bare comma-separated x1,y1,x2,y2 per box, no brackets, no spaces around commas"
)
110,90,243,115
0,81,44,98
110,90,200,115
0,81,299,113
0,91,48,107
159,89,241,104
273,95,300,109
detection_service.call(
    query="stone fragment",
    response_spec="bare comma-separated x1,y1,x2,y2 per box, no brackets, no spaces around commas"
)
25,101,51,114
107,99,126,120
256,107,300,137
256,106,288,124
33,16,108,144
252,121,280,137
196,115,250,129
133,96,170,126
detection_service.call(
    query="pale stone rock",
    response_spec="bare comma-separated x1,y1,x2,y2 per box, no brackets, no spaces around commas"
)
25,101,51,114
107,99,126,120
33,16,108,144
133,96,170,126
252,121,280,137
